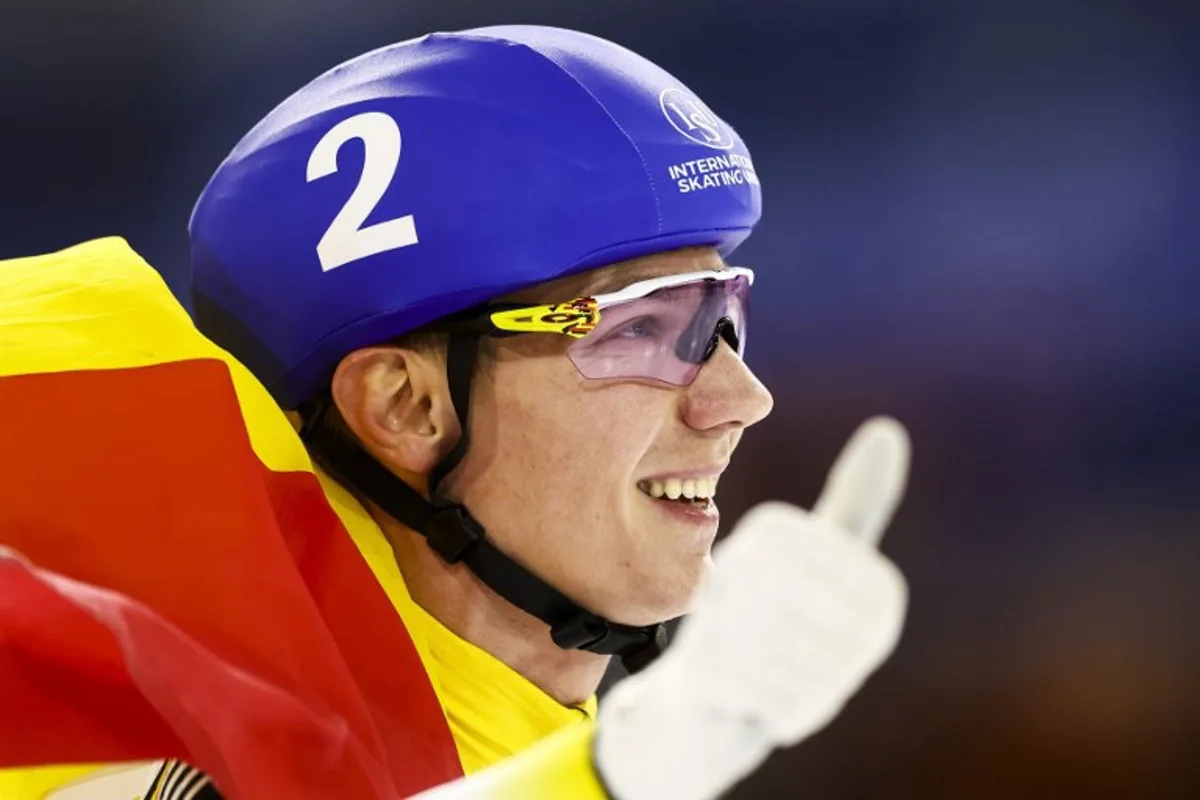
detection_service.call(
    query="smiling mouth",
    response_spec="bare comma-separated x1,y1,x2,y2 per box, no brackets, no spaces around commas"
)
636,476,718,507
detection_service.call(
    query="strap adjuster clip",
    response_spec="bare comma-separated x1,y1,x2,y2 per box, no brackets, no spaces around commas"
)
427,506,485,564
551,613,612,651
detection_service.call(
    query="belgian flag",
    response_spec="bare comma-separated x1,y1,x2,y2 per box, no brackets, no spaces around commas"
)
0,239,462,797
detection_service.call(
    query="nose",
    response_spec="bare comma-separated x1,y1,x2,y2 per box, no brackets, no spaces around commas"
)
681,339,774,433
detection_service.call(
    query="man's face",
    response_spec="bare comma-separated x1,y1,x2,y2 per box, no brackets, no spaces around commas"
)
443,247,774,626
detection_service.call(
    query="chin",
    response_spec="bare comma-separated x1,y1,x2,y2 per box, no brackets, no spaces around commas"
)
611,552,714,625
674,553,715,615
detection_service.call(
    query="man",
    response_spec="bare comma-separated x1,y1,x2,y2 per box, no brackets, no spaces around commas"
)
0,25,908,799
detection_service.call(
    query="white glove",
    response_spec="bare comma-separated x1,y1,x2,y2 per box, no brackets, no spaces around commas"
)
594,417,911,800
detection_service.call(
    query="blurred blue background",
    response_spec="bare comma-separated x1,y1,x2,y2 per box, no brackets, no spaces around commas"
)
3,0,1198,796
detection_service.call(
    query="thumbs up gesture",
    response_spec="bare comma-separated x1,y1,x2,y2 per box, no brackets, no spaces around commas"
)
595,417,912,800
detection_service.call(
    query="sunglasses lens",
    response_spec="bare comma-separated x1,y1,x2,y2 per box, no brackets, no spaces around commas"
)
566,275,749,386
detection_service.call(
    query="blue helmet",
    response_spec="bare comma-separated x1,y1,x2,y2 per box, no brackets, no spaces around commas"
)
189,24,762,408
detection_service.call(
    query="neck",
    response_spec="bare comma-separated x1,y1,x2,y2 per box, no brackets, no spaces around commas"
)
369,503,610,707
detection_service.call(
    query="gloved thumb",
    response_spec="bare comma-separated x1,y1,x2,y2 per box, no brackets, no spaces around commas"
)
811,416,911,547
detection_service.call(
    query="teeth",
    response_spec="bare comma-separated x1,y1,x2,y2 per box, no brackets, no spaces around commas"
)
640,476,719,501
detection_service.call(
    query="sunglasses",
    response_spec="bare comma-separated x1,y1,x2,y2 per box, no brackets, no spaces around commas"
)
435,267,753,386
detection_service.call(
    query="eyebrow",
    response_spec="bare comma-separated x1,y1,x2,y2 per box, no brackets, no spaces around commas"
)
499,257,731,306
577,261,730,297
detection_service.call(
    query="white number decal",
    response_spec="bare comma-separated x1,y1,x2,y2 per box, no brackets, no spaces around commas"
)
306,111,418,272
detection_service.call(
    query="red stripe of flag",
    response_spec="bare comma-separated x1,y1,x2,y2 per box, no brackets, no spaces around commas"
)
0,361,461,797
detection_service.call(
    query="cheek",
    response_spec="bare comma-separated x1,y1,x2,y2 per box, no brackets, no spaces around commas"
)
457,359,668,538
453,356,707,622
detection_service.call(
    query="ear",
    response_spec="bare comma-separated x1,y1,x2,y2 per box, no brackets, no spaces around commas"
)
329,345,460,478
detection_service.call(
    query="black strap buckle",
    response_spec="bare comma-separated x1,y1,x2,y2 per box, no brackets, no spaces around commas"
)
551,612,613,651
620,626,669,674
427,506,485,564
551,612,669,673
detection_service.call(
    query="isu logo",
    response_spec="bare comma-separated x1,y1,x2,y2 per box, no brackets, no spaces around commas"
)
659,88,735,150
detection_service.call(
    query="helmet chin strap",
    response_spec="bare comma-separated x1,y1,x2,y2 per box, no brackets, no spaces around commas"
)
300,332,669,675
